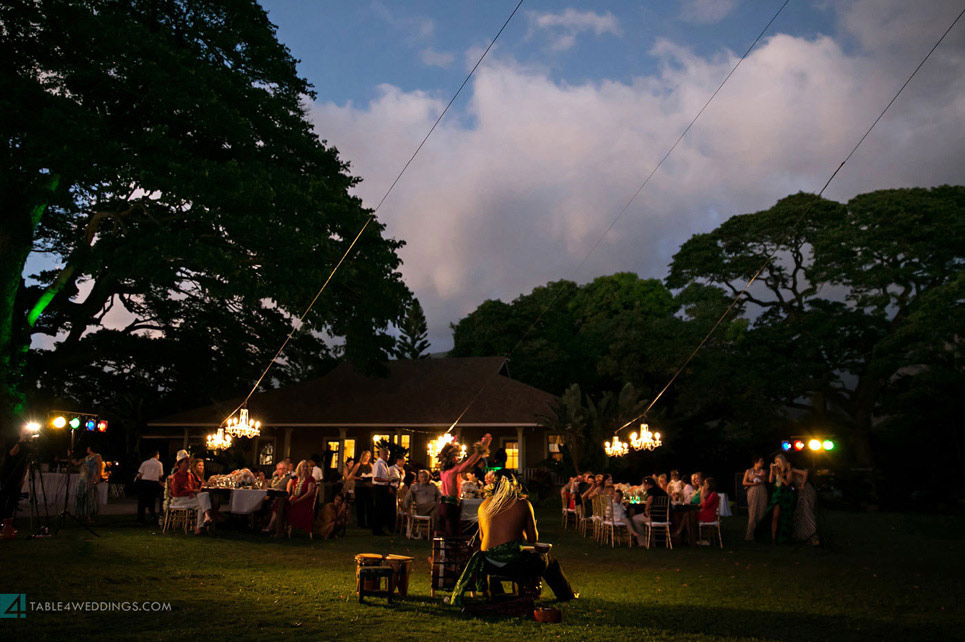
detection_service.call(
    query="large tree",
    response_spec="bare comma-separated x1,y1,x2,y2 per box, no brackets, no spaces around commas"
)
668,187,965,476
0,0,409,438
395,298,431,359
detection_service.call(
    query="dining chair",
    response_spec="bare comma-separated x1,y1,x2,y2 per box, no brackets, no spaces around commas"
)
698,497,723,548
644,497,673,550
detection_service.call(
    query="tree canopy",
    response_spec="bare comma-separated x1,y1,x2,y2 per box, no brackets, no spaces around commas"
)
1,0,409,437
395,298,431,360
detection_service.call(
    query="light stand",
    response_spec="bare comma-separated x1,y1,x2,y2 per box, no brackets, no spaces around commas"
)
53,427,99,537
25,455,51,538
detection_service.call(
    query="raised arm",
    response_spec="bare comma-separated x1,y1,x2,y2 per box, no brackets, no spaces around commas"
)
742,469,756,488
453,434,492,474
524,500,538,544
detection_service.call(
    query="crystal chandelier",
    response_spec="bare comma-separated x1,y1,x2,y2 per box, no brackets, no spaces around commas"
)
206,428,233,451
604,435,629,457
224,407,261,439
427,433,466,468
629,423,662,451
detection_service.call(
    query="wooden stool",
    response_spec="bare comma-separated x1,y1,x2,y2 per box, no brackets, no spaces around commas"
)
488,574,542,600
355,553,415,599
430,537,473,598
357,566,395,603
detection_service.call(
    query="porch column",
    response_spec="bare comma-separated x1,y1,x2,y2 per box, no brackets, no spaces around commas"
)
339,428,347,467
252,435,259,467
515,427,525,473
182,428,189,450
283,428,293,459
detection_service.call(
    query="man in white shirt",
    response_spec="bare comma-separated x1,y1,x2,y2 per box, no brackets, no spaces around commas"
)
371,448,391,536
135,450,164,524
388,455,405,493
310,455,324,483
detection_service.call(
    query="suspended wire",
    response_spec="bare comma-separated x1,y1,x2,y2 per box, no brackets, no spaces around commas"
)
445,0,792,433
614,4,965,436
222,0,527,424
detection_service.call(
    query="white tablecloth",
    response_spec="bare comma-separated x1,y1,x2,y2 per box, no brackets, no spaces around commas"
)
227,489,269,514
460,498,483,522
718,493,733,517
21,473,108,507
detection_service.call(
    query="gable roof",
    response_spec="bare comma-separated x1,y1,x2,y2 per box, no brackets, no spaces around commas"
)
148,357,556,427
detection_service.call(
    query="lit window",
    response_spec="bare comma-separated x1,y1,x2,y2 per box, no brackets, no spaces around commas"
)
372,434,391,447
398,434,410,453
504,441,519,471
547,434,564,461
343,439,355,464
258,443,274,466
327,441,340,468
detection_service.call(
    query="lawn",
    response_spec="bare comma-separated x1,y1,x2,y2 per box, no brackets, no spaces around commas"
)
1,507,963,641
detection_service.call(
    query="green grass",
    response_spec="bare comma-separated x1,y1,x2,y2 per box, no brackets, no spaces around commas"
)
1,508,963,641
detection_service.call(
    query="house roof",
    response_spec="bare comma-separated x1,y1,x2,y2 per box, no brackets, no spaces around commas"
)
148,357,556,428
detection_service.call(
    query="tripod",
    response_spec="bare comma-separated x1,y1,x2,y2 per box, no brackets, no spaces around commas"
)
24,458,52,537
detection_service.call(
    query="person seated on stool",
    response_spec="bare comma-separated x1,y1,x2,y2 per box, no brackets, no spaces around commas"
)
169,451,215,534
448,471,577,607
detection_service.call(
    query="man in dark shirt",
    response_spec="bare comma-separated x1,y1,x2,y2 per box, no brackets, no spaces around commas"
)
1,426,31,539
630,477,668,546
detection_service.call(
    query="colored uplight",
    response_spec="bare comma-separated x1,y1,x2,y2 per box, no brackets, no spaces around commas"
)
808,439,822,451
52,416,67,429
86,419,96,431
97,420,108,433
69,417,81,429
793,440,805,451
781,441,792,452
823,440,834,451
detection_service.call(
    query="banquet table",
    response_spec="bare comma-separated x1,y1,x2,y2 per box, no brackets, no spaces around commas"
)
21,473,108,508
460,498,483,522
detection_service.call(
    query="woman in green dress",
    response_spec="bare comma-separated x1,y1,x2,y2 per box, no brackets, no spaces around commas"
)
73,445,104,522
756,454,793,543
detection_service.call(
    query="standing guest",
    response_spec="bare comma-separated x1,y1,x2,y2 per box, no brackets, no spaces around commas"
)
72,444,105,523
354,451,374,529
561,477,577,510
310,455,324,483
284,458,294,478
630,477,668,546
756,454,794,544
371,447,392,535
405,469,442,516
449,472,576,606
269,462,290,490
342,457,359,503
274,460,316,538
436,434,492,537
388,455,405,494
0,425,31,540
791,465,819,545
135,450,164,524
169,452,215,534
743,456,769,541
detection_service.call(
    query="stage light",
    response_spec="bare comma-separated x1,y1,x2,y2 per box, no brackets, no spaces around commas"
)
52,415,67,429
823,440,834,451
808,439,822,451
69,417,81,429
781,441,792,452
86,419,96,431
793,440,805,451
25,421,41,434
97,420,108,432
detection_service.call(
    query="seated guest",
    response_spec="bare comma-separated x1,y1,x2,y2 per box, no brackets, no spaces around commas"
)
688,472,704,505
667,470,685,503
698,477,720,523
269,460,317,538
405,469,441,516
169,452,215,534
657,473,669,492
189,458,207,487
630,477,668,546
610,490,629,525
269,462,290,490
448,472,577,606
315,493,348,539
460,472,481,499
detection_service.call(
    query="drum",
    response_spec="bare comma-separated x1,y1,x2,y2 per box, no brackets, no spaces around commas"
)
430,537,473,598
355,554,415,597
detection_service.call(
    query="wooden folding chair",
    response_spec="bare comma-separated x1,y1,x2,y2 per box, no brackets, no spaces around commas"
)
643,497,672,549
698,498,723,548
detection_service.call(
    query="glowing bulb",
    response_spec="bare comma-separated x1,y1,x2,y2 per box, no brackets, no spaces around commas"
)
823,440,834,451
69,417,81,429
793,440,805,451
808,439,822,451
53,416,67,429
781,441,792,451
25,421,41,433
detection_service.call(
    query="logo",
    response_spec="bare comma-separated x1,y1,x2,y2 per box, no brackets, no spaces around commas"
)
0,594,27,619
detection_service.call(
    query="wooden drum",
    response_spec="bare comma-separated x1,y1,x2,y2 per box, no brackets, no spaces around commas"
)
355,554,414,598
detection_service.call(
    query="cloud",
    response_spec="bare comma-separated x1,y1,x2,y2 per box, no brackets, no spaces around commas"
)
370,1,434,42
527,9,622,51
679,0,739,25
419,48,456,68
310,0,965,350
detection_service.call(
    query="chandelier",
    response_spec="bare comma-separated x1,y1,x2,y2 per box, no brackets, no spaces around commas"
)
629,423,662,451
604,435,629,457
224,407,261,439
427,433,466,468
206,428,233,451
